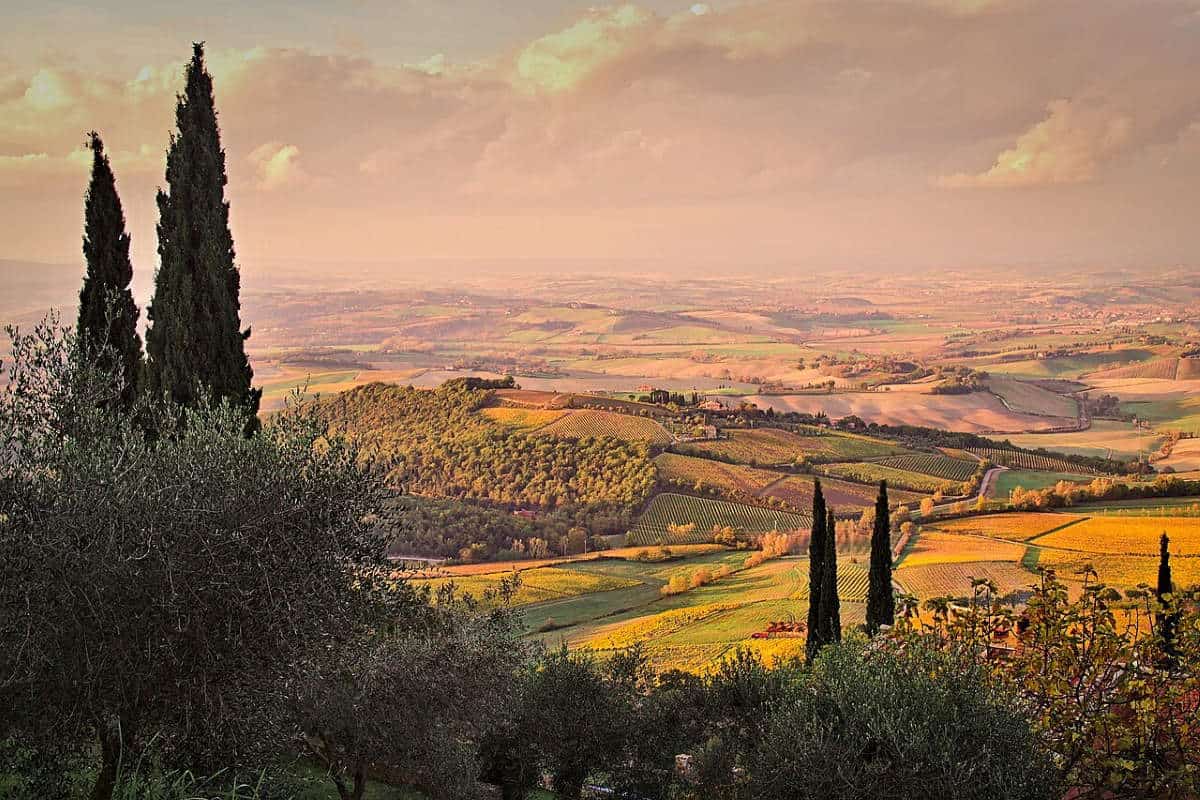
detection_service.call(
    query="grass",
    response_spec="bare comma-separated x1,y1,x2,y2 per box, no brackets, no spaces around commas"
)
412,566,640,607
989,469,1093,498
816,462,961,494
1069,497,1200,516
987,377,1078,418
627,493,811,544
1032,516,1200,556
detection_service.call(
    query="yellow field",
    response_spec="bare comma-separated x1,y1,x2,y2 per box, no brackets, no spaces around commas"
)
1035,549,1200,590
897,531,1026,567
480,406,567,431
537,410,674,444
927,513,1084,542
1033,516,1200,556
415,566,639,606
584,602,740,650
438,544,727,576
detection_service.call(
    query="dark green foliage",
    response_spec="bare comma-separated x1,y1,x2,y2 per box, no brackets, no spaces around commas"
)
866,480,895,634
805,480,826,662
78,132,142,409
1157,532,1179,662
747,640,1057,800
819,508,841,646
146,43,259,420
321,381,657,510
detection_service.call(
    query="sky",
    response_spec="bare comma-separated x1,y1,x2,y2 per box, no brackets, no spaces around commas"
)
2,0,1200,283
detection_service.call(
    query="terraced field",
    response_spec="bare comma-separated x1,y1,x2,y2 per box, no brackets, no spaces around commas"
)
968,448,1102,475
874,453,978,482
654,452,781,496
895,561,1037,600
758,474,927,512
1032,516,1200,555
627,493,812,544
675,426,906,464
536,410,674,444
816,462,962,494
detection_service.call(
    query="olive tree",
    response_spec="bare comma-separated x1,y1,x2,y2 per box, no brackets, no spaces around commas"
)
0,318,392,800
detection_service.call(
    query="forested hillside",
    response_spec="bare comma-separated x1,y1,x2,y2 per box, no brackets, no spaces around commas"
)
321,381,657,510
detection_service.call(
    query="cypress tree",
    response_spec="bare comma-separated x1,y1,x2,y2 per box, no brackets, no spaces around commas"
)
146,43,260,423
79,131,143,408
820,508,841,645
866,480,895,635
1157,532,1179,665
805,480,827,662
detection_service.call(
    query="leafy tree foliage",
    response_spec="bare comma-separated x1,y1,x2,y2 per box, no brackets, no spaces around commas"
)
866,480,895,634
747,640,1057,800
818,508,842,646
78,132,142,409
291,590,531,800
322,381,656,511
0,320,388,800
146,43,259,420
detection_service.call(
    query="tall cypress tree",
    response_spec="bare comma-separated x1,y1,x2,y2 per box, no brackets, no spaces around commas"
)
805,480,827,662
820,508,841,645
866,480,895,635
79,131,143,408
146,43,260,423
1157,532,1179,665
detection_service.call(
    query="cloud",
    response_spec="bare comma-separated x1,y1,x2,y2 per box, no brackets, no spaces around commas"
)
514,4,655,93
939,99,1135,187
248,142,307,190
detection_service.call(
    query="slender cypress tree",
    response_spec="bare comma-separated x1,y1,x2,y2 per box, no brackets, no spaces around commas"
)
79,131,143,408
146,43,260,423
866,480,895,635
805,480,827,661
1157,532,1179,664
820,508,841,644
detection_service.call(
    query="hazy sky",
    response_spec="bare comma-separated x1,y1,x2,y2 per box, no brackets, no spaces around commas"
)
3,0,1200,279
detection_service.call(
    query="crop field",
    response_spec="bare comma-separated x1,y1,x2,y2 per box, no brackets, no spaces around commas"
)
896,531,1026,568
627,493,812,544
968,448,1101,474
654,453,781,496
1088,358,1185,381
1160,438,1200,472
1032,516,1200,556
731,391,1076,433
989,469,1094,498
874,453,978,482
816,462,961,494
479,406,567,431
1035,550,1200,591
675,426,906,464
894,561,1037,600
987,377,1079,418
536,410,674,444
757,474,928,512
927,513,1086,542
413,566,641,607
1001,421,1162,461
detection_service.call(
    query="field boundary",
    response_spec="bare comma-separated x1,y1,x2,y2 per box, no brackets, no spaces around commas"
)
1024,516,1090,545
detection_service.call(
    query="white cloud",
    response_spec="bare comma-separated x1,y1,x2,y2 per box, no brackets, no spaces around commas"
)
248,142,307,190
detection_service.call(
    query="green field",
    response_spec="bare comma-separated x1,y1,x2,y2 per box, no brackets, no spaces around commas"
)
988,469,1094,499
675,426,906,465
1067,496,1200,516
627,493,812,545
